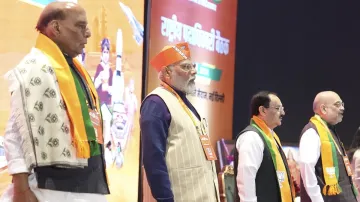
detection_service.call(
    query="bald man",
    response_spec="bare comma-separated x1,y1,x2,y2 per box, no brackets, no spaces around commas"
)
299,91,357,202
0,2,109,202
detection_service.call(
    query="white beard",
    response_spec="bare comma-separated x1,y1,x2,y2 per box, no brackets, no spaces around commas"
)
170,74,196,94
184,80,196,94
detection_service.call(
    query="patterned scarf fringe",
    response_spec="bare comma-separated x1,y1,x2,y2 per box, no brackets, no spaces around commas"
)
322,184,342,196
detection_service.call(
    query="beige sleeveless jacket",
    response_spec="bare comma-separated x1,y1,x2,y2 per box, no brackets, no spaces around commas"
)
148,87,220,202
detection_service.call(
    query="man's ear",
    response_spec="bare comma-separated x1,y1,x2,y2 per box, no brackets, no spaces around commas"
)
47,20,60,36
259,106,266,116
320,104,327,114
164,66,171,77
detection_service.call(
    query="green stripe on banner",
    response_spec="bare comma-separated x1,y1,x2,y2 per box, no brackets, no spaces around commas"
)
196,63,223,81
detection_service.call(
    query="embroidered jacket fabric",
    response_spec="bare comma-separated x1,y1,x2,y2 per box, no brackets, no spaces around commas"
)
5,48,87,172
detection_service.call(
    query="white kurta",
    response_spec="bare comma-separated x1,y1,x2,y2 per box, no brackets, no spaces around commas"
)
299,128,325,202
0,48,107,202
236,130,264,202
236,129,300,202
0,174,107,202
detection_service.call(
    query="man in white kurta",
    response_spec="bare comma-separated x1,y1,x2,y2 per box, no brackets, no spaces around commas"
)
1,2,109,202
299,91,357,202
235,91,294,202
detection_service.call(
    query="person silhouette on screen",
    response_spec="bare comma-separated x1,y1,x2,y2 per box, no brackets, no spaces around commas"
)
94,38,113,106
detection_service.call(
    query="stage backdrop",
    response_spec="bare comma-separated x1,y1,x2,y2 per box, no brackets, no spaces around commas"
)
142,0,238,201
0,0,144,201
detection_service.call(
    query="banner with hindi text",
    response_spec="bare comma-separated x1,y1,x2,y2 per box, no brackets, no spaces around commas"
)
143,0,238,200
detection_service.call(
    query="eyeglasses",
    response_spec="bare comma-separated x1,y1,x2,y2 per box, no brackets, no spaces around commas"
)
179,63,196,71
267,106,285,112
333,101,344,108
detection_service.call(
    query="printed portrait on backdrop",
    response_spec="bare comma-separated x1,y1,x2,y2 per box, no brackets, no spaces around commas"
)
282,146,301,196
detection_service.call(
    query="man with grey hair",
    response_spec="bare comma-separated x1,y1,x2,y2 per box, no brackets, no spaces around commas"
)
140,42,220,202
299,91,357,202
1,2,109,202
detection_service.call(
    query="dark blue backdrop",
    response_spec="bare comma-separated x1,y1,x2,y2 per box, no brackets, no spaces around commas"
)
233,0,360,147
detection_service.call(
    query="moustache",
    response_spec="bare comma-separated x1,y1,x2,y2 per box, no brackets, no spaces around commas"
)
188,77,196,83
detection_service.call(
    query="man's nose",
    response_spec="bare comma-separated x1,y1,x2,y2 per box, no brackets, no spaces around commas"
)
85,27,91,38
190,67,197,75
339,105,345,111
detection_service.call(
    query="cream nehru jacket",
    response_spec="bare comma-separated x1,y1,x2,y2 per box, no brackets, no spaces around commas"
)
146,86,220,202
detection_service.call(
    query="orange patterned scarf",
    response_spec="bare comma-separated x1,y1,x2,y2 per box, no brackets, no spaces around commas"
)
35,33,101,158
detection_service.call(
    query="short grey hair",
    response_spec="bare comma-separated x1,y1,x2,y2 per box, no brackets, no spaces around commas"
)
158,65,173,81
35,6,67,33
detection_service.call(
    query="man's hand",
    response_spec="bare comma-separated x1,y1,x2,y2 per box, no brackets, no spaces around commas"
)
12,173,38,202
13,188,38,202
